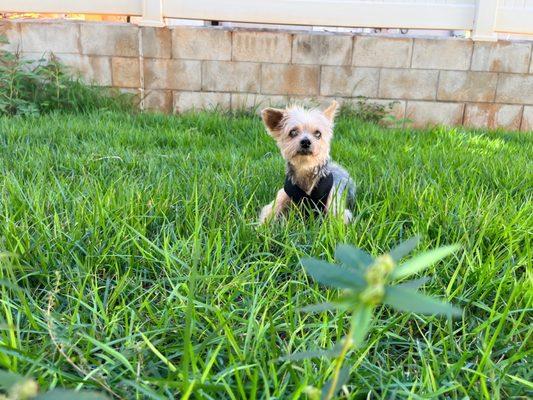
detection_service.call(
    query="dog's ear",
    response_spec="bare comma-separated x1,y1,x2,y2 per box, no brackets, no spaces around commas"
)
323,100,339,122
261,108,285,135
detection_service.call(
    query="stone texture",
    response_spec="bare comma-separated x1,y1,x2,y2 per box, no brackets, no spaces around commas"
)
55,54,112,86
412,38,472,70
172,27,231,60
521,106,533,132
464,104,522,130
262,64,319,96
471,41,531,73
141,27,171,59
0,21,21,52
112,57,140,88
496,74,533,105
144,90,173,113
367,99,406,120
231,94,288,112
144,59,201,90
353,36,412,68
292,33,352,65
173,91,231,113
379,69,438,100
202,61,260,93
320,66,379,97
405,101,464,128
20,21,79,53
438,71,497,102
233,30,292,63
80,23,138,57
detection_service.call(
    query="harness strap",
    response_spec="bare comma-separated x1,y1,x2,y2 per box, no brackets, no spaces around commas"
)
284,172,333,214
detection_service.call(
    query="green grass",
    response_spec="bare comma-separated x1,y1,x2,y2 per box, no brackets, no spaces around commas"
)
0,110,531,399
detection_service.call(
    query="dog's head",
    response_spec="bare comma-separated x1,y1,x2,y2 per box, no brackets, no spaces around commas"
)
261,101,338,169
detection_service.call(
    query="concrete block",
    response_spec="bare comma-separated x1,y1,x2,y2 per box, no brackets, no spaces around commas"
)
112,57,140,88
172,27,231,60
438,71,497,102
471,41,531,73
80,23,138,57
261,64,319,96
0,21,21,52
173,91,231,113
144,59,201,90
20,21,79,53
464,103,522,130
405,101,464,128
141,27,171,58
55,54,112,86
144,90,172,113
379,69,438,100
202,61,260,93
521,106,533,132
353,36,412,68
292,33,352,65
231,93,288,112
320,66,379,97
496,74,533,105
233,30,292,63
412,38,472,70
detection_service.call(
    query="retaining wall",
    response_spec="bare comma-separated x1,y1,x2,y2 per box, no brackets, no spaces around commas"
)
1,20,532,131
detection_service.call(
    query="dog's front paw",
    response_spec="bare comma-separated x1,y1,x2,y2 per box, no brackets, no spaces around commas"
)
343,209,353,224
259,204,274,225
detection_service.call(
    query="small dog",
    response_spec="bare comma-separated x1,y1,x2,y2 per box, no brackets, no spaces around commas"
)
259,101,355,224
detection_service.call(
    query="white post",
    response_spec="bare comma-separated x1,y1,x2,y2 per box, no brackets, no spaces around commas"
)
472,0,499,41
139,0,165,27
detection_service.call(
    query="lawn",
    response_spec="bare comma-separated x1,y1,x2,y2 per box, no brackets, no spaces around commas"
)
0,111,531,399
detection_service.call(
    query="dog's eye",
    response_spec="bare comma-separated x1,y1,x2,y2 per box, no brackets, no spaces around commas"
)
288,128,298,138
314,130,322,139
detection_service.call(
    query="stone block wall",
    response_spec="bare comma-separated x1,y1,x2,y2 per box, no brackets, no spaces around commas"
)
1,20,532,131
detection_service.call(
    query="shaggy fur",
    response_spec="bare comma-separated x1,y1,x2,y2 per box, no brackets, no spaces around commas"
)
259,101,355,224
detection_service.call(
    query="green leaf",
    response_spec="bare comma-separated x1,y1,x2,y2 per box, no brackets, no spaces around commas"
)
301,258,366,289
299,302,347,314
390,244,460,280
0,370,25,390
351,305,373,348
384,286,462,317
35,389,110,400
321,366,350,400
396,277,430,290
334,244,373,271
389,236,420,262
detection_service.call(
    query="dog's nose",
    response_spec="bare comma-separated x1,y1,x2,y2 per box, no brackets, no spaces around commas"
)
300,138,311,148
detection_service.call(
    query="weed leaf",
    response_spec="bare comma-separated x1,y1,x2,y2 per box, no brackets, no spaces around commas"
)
351,305,373,348
35,389,110,400
299,302,347,314
389,236,420,262
278,344,342,362
302,258,366,289
0,370,25,391
390,244,460,280
396,277,430,290
334,244,373,271
384,286,462,317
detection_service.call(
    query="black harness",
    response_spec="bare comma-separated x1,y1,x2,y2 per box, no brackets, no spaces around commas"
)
284,172,333,215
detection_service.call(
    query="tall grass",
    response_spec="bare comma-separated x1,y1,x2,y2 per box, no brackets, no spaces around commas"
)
0,111,531,399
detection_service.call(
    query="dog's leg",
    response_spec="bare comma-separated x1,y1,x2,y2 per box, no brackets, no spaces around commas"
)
259,189,290,225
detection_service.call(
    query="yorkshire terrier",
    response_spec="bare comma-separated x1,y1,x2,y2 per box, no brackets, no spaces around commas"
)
259,101,355,224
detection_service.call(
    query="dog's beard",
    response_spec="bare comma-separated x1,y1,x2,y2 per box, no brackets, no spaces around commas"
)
296,148,313,155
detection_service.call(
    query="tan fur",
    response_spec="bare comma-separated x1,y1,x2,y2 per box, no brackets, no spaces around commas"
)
259,101,351,224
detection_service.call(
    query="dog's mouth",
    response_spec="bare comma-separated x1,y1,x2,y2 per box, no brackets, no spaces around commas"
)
296,148,313,155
